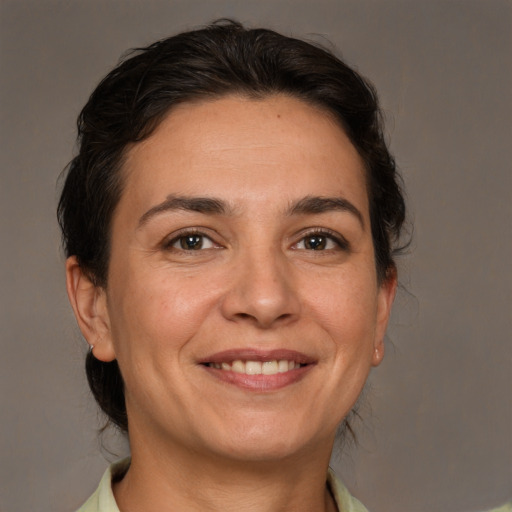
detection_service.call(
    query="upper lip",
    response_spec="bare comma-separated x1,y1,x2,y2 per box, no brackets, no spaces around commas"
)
199,348,316,365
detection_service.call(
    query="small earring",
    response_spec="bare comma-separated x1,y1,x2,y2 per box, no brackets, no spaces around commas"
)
88,344,94,352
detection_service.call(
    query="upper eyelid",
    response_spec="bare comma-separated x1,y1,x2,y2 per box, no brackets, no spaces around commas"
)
164,226,218,238
293,227,348,242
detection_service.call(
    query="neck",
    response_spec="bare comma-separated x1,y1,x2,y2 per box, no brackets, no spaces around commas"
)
113,426,337,512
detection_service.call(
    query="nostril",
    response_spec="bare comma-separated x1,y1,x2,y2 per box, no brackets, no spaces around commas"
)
233,311,295,326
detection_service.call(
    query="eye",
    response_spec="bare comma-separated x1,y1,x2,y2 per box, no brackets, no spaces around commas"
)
292,230,348,251
297,235,336,250
167,232,217,251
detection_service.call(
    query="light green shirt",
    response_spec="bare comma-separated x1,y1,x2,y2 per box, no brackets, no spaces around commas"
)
76,459,512,512
76,458,369,512
488,506,512,512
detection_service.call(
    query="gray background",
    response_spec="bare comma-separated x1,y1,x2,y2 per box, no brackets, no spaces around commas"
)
1,1,510,511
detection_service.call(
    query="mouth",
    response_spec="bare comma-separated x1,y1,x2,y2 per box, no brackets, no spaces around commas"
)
199,349,315,391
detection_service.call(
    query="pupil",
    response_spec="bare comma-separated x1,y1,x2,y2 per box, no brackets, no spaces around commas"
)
181,235,202,250
305,236,326,250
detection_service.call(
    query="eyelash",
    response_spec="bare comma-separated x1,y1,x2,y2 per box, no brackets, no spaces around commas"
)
292,228,350,252
162,228,349,253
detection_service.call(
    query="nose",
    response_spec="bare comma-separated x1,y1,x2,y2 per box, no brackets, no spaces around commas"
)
220,247,301,329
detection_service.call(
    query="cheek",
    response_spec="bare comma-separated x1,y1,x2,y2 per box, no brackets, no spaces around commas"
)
307,263,378,326
107,268,220,359
304,265,380,365
104,274,211,409
295,269,380,429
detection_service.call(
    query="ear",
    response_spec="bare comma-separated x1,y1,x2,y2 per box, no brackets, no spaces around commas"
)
65,256,116,362
372,267,398,367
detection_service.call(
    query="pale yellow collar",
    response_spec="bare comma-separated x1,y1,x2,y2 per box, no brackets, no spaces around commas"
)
77,459,368,512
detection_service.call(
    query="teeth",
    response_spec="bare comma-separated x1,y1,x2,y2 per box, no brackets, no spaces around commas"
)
232,360,245,373
246,361,262,375
262,360,278,375
278,360,289,373
208,359,303,375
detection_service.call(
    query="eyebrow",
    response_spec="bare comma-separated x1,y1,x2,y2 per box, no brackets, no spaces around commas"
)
288,195,365,228
138,194,232,227
138,193,364,229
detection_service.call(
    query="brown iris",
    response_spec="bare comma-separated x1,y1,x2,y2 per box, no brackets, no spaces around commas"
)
304,235,327,250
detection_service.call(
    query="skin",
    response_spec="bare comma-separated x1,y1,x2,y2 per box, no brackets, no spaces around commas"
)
67,94,396,512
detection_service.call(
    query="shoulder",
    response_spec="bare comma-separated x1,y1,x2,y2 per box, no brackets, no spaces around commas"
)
327,468,369,512
484,504,512,512
327,470,512,512
75,458,130,512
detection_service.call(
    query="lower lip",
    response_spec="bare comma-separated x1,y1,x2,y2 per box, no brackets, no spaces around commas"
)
201,364,314,391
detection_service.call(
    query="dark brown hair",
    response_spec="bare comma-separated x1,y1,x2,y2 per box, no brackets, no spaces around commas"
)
58,19,406,433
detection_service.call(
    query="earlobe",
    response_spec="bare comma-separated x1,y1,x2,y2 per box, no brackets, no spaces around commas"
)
372,267,398,367
372,344,384,366
65,256,116,362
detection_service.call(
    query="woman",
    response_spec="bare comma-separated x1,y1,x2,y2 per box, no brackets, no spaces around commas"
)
58,20,405,512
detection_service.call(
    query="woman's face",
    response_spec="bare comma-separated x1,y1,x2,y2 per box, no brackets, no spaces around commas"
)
85,95,395,461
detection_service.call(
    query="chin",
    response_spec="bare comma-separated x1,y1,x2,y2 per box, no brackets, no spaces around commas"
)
202,416,331,463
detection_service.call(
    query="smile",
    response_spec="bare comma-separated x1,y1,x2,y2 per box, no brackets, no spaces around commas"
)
200,349,315,391
206,360,303,375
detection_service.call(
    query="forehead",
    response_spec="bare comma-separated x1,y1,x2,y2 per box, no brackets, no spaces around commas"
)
120,94,368,218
